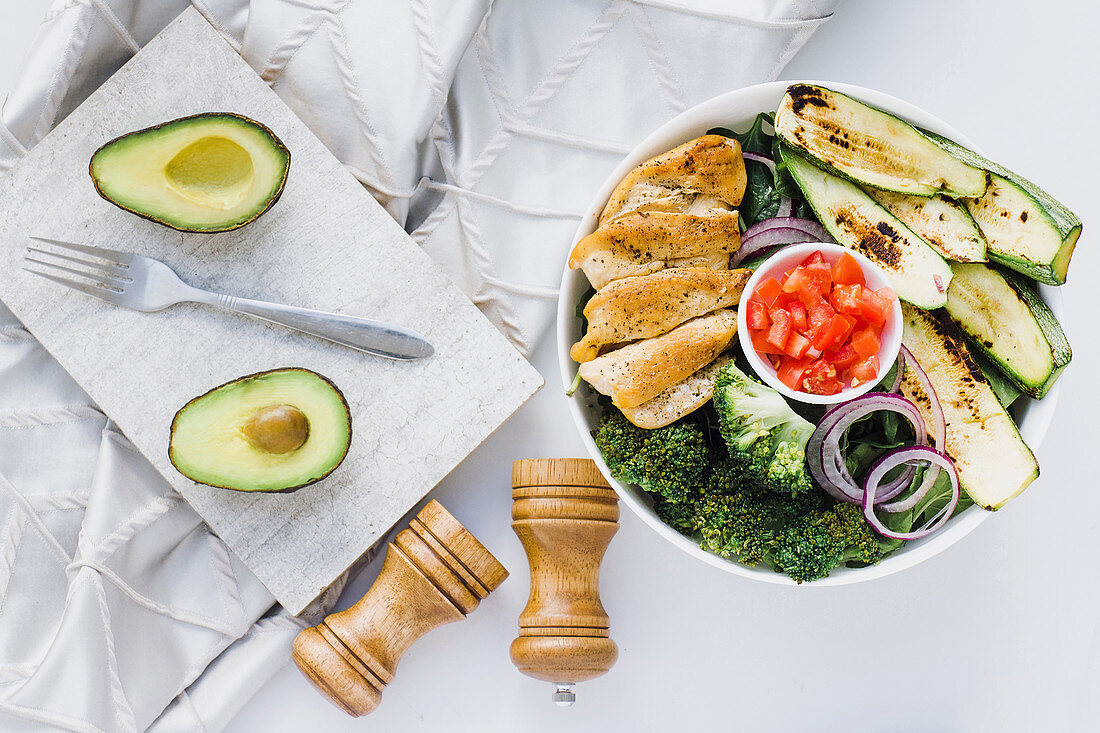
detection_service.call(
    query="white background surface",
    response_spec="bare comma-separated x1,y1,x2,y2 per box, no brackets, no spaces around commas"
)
3,1,1098,731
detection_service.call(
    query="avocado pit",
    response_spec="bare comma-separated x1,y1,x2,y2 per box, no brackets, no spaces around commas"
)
89,112,290,232
164,136,255,210
243,404,310,454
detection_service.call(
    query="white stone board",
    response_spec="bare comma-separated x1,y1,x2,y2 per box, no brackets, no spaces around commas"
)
0,9,542,614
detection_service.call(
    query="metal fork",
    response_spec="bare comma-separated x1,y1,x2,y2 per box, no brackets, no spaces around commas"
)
24,236,434,361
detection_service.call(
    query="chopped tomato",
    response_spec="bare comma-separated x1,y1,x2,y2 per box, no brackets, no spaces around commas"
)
850,355,880,384
784,331,812,359
807,298,835,336
830,283,864,315
779,266,803,291
800,250,826,267
779,291,805,310
860,287,892,327
756,277,783,306
811,313,855,352
788,300,808,333
783,262,832,299
746,248,895,396
745,299,770,330
832,252,866,286
851,328,881,359
826,344,859,370
765,307,791,351
803,359,841,395
836,313,858,343
777,356,813,391
752,330,785,356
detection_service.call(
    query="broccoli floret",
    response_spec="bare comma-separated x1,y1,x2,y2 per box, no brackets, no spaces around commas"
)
653,494,698,535
592,408,709,504
712,363,816,496
770,501,884,583
593,397,889,585
694,460,824,566
696,489,780,566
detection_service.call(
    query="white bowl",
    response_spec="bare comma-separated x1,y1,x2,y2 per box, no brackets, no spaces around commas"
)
737,242,903,405
557,80,1064,586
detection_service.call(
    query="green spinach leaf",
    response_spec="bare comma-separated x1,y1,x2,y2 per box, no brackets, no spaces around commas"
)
709,114,814,227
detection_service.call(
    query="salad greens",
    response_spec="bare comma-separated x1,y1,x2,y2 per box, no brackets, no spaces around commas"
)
708,114,811,228
593,359,975,581
594,362,903,581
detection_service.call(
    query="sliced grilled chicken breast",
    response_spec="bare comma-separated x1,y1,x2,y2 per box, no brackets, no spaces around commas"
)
600,135,747,223
569,209,741,289
600,180,696,222
620,355,731,429
570,267,751,362
578,309,738,408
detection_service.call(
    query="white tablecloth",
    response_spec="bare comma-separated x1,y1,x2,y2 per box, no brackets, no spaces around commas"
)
0,1,838,730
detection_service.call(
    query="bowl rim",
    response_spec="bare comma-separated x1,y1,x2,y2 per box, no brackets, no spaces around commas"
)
556,79,1064,587
736,242,903,405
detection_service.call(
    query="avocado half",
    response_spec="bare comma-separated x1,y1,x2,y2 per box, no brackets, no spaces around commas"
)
90,112,290,233
169,368,351,493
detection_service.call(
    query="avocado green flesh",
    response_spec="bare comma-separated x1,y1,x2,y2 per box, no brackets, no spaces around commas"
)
944,263,1070,398
90,114,289,232
169,369,350,492
782,148,952,308
900,305,1038,510
775,84,986,198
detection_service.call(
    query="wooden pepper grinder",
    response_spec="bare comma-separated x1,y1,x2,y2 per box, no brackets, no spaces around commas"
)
293,499,508,717
510,458,619,705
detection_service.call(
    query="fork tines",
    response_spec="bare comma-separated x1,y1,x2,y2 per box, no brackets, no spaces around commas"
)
23,236,132,301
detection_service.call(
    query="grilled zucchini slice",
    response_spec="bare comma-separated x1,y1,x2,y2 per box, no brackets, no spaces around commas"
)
865,190,987,263
775,84,986,198
782,149,952,308
900,305,1038,510
925,132,1081,285
944,263,1070,398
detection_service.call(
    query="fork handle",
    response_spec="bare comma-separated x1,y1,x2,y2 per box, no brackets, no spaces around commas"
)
210,294,434,360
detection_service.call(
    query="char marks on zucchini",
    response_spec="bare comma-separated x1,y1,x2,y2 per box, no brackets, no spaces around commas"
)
782,148,952,308
776,84,987,198
901,305,1039,510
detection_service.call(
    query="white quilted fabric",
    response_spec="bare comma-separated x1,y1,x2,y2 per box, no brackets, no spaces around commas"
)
0,1,838,730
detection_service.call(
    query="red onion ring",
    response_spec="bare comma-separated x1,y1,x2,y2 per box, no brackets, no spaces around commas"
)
742,151,775,174
731,227,822,266
862,447,960,540
899,346,946,449
743,216,833,243
806,393,927,504
777,196,793,218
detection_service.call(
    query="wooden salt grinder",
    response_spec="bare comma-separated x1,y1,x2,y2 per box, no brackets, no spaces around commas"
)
510,458,619,705
292,500,508,717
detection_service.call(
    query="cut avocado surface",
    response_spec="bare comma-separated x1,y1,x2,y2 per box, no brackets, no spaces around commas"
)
169,368,351,492
90,113,290,232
